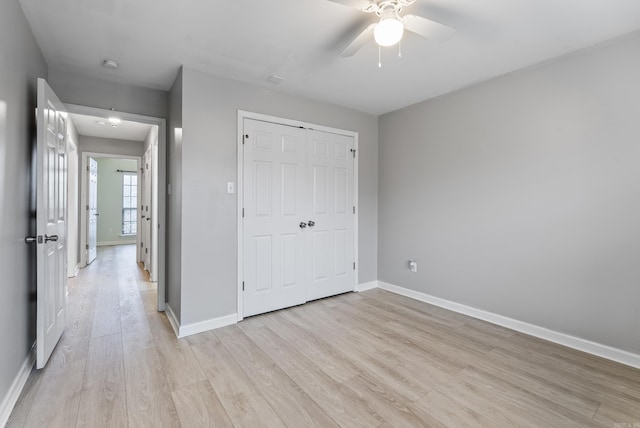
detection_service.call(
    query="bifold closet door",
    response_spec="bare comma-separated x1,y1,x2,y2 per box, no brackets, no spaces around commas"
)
243,118,355,318
243,119,308,317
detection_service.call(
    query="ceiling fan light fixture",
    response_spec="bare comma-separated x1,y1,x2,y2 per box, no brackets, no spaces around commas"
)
374,16,404,47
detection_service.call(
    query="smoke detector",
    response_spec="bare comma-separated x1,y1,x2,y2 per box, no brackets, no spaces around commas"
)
102,59,119,70
267,75,285,85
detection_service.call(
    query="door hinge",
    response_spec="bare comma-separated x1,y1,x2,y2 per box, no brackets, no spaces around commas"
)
86,204,89,210
86,244,89,250
145,248,148,254
242,281,245,291
353,206,356,214
353,262,356,270
140,242,143,247
242,208,245,218
86,165,89,172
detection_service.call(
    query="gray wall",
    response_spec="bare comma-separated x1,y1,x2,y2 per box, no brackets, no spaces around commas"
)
167,69,183,321
178,67,379,325
96,158,138,245
48,68,169,119
0,0,47,413
378,32,640,354
79,136,145,158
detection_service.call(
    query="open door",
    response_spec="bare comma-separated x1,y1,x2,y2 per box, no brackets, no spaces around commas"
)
33,78,67,369
142,147,151,272
87,157,98,264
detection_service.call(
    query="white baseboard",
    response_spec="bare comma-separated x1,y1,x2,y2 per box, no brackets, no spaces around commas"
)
165,304,181,338
97,240,135,247
67,263,80,278
355,281,378,292
374,281,640,369
165,304,237,338
0,343,36,427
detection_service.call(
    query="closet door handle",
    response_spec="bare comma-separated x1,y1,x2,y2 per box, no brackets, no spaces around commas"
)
299,222,307,229
307,221,315,227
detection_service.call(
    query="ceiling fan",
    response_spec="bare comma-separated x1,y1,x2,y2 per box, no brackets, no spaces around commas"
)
329,0,455,57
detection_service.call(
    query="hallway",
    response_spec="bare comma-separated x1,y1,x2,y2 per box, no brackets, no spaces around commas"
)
7,245,177,427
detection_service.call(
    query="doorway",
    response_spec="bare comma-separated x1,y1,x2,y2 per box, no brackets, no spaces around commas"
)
66,105,166,312
82,154,142,266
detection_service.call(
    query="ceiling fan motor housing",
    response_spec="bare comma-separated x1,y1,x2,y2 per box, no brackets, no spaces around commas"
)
370,0,416,15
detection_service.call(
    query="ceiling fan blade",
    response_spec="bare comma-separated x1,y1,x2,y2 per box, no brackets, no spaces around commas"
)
327,0,374,11
402,14,455,42
340,23,376,57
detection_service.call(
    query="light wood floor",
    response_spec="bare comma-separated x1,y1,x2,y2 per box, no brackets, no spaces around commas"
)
7,245,640,427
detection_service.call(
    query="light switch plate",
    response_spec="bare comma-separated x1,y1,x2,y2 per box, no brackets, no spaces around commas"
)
227,182,235,194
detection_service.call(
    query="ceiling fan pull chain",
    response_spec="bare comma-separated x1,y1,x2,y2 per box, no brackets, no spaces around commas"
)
378,44,382,68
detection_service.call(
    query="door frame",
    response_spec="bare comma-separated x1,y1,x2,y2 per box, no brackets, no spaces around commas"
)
80,152,142,263
66,104,167,312
236,110,359,321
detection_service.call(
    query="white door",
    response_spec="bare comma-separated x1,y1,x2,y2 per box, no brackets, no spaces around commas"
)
35,78,67,369
243,119,308,317
87,157,98,264
306,130,355,301
242,119,355,317
142,147,152,272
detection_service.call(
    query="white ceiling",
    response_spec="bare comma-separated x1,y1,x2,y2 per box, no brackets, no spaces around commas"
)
70,113,152,142
19,0,640,115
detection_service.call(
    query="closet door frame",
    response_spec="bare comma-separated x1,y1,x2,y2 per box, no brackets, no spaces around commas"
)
236,110,359,321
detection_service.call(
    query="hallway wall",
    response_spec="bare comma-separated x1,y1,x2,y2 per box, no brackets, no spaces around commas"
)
0,1,48,423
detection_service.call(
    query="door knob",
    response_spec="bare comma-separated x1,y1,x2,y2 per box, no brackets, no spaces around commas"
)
307,221,315,227
45,234,58,243
299,222,307,229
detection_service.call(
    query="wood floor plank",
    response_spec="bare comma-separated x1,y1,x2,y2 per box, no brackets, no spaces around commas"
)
123,346,181,428
425,363,542,427
458,366,604,427
76,334,127,428
140,289,158,314
593,401,640,426
5,368,43,428
479,348,601,418
342,374,428,427
240,320,386,428
119,275,154,355
47,274,97,369
408,389,490,428
147,311,207,392
190,331,286,428
327,298,485,373
256,311,360,383
90,275,122,338
282,303,439,400
172,380,233,428
20,359,85,428
215,325,340,428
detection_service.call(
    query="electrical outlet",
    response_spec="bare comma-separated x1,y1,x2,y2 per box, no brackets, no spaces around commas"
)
409,260,418,273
